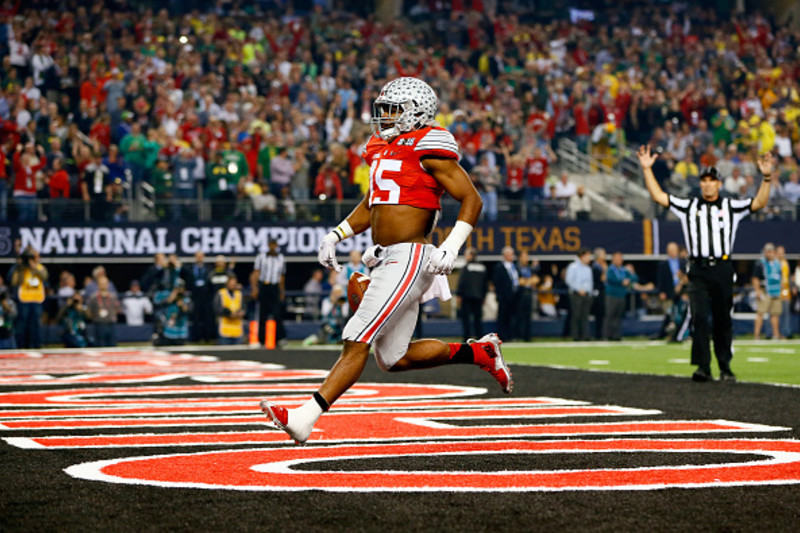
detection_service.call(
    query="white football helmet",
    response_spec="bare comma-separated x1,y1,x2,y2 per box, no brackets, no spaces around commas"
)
371,77,438,140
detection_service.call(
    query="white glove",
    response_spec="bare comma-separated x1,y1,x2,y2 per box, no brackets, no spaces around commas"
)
426,246,457,275
362,245,381,268
318,233,341,272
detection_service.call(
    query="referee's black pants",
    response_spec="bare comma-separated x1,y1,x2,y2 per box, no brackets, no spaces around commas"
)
687,261,734,373
258,283,285,343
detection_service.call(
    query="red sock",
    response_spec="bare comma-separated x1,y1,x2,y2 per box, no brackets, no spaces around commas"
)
448,343,475,364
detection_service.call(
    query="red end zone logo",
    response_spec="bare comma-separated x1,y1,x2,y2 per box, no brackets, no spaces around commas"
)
2,349,800,492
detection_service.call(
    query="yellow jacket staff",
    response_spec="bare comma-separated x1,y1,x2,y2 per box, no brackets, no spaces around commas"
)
13,264,48,304
214,278,244,340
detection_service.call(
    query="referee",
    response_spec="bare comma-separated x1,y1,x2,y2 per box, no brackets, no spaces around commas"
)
637,145,774,382
251,238,286,345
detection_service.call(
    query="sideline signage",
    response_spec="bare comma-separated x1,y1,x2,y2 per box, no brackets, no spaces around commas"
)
0,220,789,259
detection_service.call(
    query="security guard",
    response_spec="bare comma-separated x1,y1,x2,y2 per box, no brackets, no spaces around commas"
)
638,146,774,382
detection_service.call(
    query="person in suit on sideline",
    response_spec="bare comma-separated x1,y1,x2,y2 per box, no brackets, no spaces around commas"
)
492,246,520,342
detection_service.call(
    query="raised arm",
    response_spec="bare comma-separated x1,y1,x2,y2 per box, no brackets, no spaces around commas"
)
750,152,774,212
636,145,669,208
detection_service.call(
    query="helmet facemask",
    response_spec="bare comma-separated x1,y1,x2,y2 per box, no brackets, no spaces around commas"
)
370,77,438,141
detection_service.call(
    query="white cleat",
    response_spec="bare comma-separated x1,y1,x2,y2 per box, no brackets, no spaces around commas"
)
259,400,309,444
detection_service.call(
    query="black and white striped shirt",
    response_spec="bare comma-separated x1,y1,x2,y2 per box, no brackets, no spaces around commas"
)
254,252,285,284
668,195,752,259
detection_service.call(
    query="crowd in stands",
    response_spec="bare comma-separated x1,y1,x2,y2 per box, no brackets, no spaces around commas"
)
0,1,798,223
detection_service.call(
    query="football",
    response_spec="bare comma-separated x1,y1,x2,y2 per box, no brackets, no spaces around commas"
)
347,272,371,312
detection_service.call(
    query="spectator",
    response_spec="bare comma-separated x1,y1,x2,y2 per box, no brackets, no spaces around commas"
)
537,274,558,319
783,172,800,206
524,146,555,208
603,251,638,341
10,246,47,348
119,122,147,186
81,151,111,221
723,167,746,198
214,275,245,345
552,172,577,199
776,245,792,339
338,250,367,289
313,163,343,200
492,246,520,342
47,157,70,221
516,250,539,342
568,185,592,220
752,243,783,341
141,253,168,294
12,142,45,221
205,150,237,221
0,142,8,221
171,148,199,221
472,154,500,222
303,269,325,320
181,251,213,343
87,276,122,347
653,242,688,340
591,248,608,341
269,147,295,197
456,248,488,342
84,266,118,299
121,280,152,327
504,154,525,202
56,271,76,310
565,248,594,341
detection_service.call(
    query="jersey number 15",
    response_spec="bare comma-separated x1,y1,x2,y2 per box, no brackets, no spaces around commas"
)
369,159,401,205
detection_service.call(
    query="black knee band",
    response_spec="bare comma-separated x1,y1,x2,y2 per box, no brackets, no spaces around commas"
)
313,391,330,412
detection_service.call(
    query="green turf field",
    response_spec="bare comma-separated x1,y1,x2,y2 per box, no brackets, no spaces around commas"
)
503,340,800,386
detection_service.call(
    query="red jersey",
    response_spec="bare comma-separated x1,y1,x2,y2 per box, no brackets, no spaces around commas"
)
363,126,459,210
525,157,548,188
49,169,70,198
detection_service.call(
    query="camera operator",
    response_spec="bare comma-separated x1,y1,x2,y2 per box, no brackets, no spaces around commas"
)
10,246,48,348
56,292,93,348
153,278,192,346
303,285,349,346
0,287,18,349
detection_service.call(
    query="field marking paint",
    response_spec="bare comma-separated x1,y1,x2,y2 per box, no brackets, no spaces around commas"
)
743,347,795,355
588,360,610,365
668,359,691,364
746,357,770,363
9,419,787,449
64,439,800,492
3,347,799,493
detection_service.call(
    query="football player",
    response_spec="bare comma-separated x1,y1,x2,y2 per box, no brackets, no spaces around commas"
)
260,77,512,444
